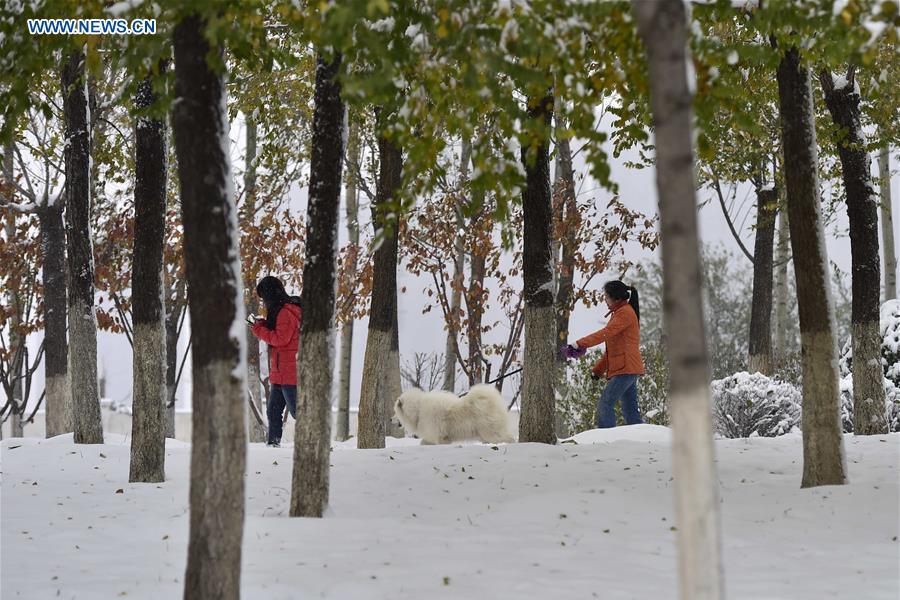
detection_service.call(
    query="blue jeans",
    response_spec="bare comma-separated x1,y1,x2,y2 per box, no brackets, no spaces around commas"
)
267,384,297,444
596,374,642,428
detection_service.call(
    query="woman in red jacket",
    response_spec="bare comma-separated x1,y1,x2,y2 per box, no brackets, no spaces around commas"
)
566,280,644,429
250,276,302,446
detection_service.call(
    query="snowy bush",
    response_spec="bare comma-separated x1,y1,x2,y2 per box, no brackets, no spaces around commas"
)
711,372,801,438
771,351,802,387
839,374,900,433
836,300,900,432
839,299,900,386
881,300,900,386
636,341,669,426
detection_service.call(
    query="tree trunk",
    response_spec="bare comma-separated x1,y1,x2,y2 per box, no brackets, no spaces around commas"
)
747,188,777,375
879,146,896,300
773,209,792,358
10,413,24,437
164,293,178,438
129,71,168,483
820,68,887,435
632,2,724,599
62,49,103,445
243,117,266,443
775,44,846,487
3,147,24,437
443,135,470,392
291,52,344,517
172,15,246,600
466,234,486,385
246,295,265,442
39,200,72,437
519,89,556,445
554,109,579,439
554,109,578,358
386,306,404,436
337,116,360,441
357,112,401,449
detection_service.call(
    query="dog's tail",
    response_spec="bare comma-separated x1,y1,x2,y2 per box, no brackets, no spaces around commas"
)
464,384,504,407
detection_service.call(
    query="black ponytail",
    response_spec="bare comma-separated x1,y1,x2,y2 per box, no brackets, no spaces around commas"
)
256,276,301,331
603,280,640,322
628,286,640,322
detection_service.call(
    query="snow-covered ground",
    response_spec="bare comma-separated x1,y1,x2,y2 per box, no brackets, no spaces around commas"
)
2,426,897,599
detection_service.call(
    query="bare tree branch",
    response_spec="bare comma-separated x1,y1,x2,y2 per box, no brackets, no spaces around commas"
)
710,171,755,263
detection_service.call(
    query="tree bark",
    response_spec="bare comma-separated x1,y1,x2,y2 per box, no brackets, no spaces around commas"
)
172,15,246,600
879,146,896,300
130,71,168,483
443,135,470,392
632,2,724,599
337,116,360,441
775,44,846,487
4,210,24,438
519,89,556,445
62,49,103,445
466,228,486,385
386,305,404,436
357,111,402,449
554,109,578,360
246,295,265,442
243,117,266,443
164,291,178,438
773,209,792,358
291,52,344,517
38,200,71,437
747,188,777,375
820,68,887,435
3,143,25,437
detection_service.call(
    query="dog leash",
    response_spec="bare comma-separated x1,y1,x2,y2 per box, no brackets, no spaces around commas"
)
485,367,522,385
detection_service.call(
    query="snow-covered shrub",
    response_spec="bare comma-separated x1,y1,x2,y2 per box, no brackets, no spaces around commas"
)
839,374,900,433
840,299,900,385
771,351,802,387
636,341,669,426
881,300,900,386
711,372,801,438
837,300,900,432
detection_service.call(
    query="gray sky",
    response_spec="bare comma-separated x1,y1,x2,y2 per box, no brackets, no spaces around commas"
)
15,120,900,413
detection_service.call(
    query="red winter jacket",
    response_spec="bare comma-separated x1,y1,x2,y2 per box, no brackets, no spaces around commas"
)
251,303,301,386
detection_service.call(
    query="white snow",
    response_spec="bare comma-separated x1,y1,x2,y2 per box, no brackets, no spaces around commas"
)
833,0,850,15
564,423,672,444
369,17,395,33
2,430,897,599
104,0,143,16
832,72,850,91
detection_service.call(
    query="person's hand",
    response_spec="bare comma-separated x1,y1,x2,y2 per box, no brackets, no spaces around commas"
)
246,314,261,326
560,344,587,359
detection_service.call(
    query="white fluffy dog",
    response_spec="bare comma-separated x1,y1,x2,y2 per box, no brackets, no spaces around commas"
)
393,384,516,445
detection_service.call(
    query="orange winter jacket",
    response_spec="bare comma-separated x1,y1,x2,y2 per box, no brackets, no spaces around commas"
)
576,302,644,378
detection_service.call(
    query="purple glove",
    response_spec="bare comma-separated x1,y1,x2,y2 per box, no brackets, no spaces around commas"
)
560,344,587,359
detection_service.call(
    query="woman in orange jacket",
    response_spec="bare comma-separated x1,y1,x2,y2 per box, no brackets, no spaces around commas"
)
566,280,644,428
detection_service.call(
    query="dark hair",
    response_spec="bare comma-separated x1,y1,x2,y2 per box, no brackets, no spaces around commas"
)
256,276,300,330
604,280,639,322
